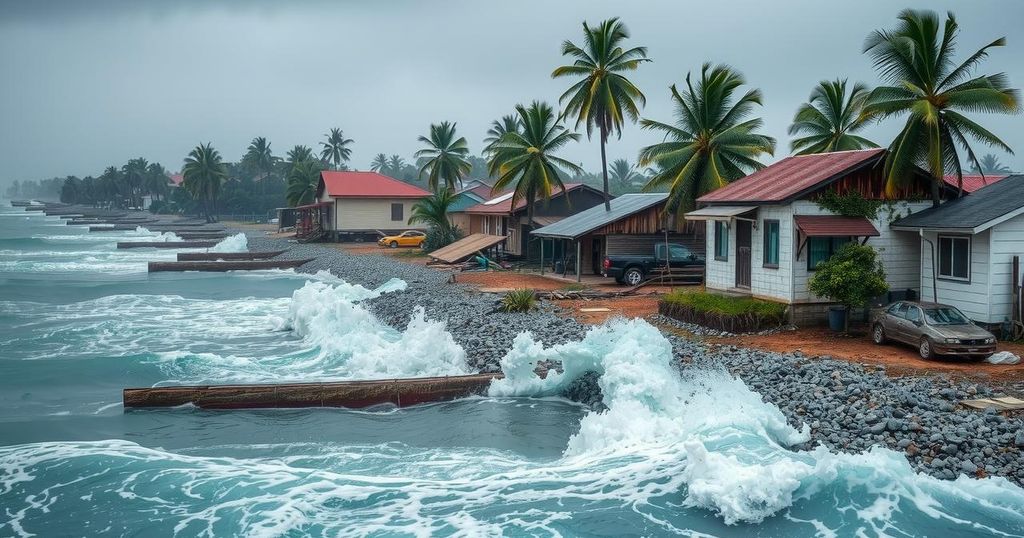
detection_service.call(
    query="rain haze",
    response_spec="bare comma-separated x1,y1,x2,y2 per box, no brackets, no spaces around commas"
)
1,0,1022,184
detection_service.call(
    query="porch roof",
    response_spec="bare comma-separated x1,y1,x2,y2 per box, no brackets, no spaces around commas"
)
793,215,879,237
683,205,757,221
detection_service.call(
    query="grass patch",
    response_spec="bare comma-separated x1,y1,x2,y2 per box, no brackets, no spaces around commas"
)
659,291,787,333
393,249,428,258
499,289,537,313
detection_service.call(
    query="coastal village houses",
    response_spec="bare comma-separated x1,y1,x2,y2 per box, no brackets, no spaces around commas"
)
684,148,958,325
307,171,431,242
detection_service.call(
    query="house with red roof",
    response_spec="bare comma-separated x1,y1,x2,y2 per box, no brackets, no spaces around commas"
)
456,183,605,257
685,148,957,324
313,171,431,241
942,174,1009,193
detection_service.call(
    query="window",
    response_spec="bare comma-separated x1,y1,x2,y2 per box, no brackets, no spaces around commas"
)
763,220,780,267
906,306,922,324
937,235,970,281
887,302,904,316
714,221,728,260
390,203,403,221
807,236,851,270
668,244,691,260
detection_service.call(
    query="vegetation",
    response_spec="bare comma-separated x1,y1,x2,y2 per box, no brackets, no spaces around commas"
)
975,153,1013,175
553,17,649,210
320,128,354,170
789,79,877,155
486,101,583,226
815,189,884,219
808,243,889,332
181,143,228,223
408,188,461,251
608,158,642,194
862,9,1020,203
285,159,325,207
659,291,788,333
483,115,522,156
499,289,538,313
415,121,472,192
242,137,278,194
639,64,776,213
286,145,315,170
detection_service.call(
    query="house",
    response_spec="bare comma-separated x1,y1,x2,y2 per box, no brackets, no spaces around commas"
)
531,192,704,279
892,175,1024,328
448,180,496,232
313,171,431,241
942,174,1009,193
685,148,955,325
457,183,606,258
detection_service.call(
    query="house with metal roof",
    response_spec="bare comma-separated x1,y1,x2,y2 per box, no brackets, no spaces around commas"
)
530,192,704,280
456,183,605,258
685,148,955,325
312,171,431,241
892,175,1024,326
448,179,496,233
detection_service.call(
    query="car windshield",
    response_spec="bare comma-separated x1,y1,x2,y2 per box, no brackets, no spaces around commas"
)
923,307,970,325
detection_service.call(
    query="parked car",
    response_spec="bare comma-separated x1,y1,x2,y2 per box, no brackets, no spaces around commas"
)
602,243,705,286
871,301,997,359
378,230,426,248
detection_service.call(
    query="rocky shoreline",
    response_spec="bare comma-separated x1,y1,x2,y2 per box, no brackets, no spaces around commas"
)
246,233,1024,487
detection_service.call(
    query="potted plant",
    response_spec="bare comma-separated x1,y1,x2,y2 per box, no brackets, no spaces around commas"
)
808,243,888,333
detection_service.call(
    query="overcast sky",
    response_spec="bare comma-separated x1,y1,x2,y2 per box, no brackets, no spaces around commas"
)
1,0,1022,185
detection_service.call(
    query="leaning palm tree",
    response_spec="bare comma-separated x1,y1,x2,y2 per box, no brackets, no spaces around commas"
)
319,128,354,170
789,79,878,155
285,159,324,207
286,145,315,170
408,187,459,231
487,101,583,227
415,121,472,192
608,158,641,194
975,153,1013,175
181,143,227,222
552,17,649,210
483,114,522,156
862,9,1020,203
370,153,388,172
639,64,776,213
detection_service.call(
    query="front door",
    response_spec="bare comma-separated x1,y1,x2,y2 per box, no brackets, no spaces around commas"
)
736,220,752,289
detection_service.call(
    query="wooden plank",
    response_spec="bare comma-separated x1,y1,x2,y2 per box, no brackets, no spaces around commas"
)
428,233,506,264
177,250,285,261
117,241,219,249
147,258,313,272
123,373,503,409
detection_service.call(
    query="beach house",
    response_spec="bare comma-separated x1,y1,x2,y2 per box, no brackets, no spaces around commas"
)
311,171,431,242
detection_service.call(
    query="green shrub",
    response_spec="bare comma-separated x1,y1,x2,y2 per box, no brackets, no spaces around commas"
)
659,291,787,333
808,243,888,332
499,289,537,313
422,225,464,252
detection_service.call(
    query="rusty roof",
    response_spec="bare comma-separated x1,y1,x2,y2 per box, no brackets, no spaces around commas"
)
698,149,886,204
941,174,1009,193
462,183,589,214
794,215,880,237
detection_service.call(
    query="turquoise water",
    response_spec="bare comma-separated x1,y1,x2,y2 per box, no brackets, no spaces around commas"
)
1,203,1023,537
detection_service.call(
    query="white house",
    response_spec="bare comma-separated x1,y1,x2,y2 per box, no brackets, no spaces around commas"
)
685,149,954,325
892,175,1024,327
312,171,431,241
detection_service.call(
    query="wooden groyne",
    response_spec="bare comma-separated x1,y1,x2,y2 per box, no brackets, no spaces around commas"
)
146,222,211,228
123,373,502,409
147,258,313,272
177,250,285,261
117,240,219,249
176,232,229,240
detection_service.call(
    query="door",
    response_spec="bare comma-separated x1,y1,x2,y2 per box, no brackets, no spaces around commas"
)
735,220,752,288
591,237,602,275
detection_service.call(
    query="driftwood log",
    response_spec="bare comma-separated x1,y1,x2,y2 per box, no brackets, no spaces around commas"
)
147,258,313,272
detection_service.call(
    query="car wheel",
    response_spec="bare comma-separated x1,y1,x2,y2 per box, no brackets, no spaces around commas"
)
624,267,644,286
918,337,934,360
389,241,398,249
872,324,887,345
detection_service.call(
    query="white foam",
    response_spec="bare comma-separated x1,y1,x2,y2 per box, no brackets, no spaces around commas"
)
208,233,248,253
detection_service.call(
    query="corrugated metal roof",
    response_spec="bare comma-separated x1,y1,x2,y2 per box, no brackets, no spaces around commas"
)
794,215,880,237
892,175,1024,232
427,233,507,263
684,205,758,220
319,171,431,198
942,174,1009,193
698,149,885,204
462,184,588,214
530,193,668,240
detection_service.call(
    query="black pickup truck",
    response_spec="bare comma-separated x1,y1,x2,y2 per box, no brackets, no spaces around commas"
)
602,243,705,286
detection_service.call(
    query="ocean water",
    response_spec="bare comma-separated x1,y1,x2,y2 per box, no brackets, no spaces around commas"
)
1,203,1022,537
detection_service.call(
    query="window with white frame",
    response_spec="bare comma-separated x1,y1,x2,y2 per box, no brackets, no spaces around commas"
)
714,221,728,260
937,235,970,281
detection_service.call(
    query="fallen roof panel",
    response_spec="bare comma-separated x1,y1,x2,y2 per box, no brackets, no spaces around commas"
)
427,233,507,264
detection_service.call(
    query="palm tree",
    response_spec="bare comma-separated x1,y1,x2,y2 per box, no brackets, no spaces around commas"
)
286,145,315,170
552,17,650,210
98,166,121,208
862,9,1020,203
483,114,522,155
285,159,324,207
975,153,1013,175
386,154,406,178
639,64,776,213
181,143,228,222
319,128,354,170
122,157,149,208
415,121,472,192
487,101,583,227
370,153,388,172
408,187,459,231
608,158,641,194
244,137,276,190
145,162,169,202
789,79,878,155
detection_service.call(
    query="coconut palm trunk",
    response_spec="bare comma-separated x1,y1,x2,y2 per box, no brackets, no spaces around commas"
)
599,123,610,210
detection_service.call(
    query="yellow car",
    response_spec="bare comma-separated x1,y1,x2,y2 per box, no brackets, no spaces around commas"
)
378,230,426,248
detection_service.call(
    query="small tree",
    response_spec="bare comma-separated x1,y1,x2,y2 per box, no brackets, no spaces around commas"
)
808,243,888,332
